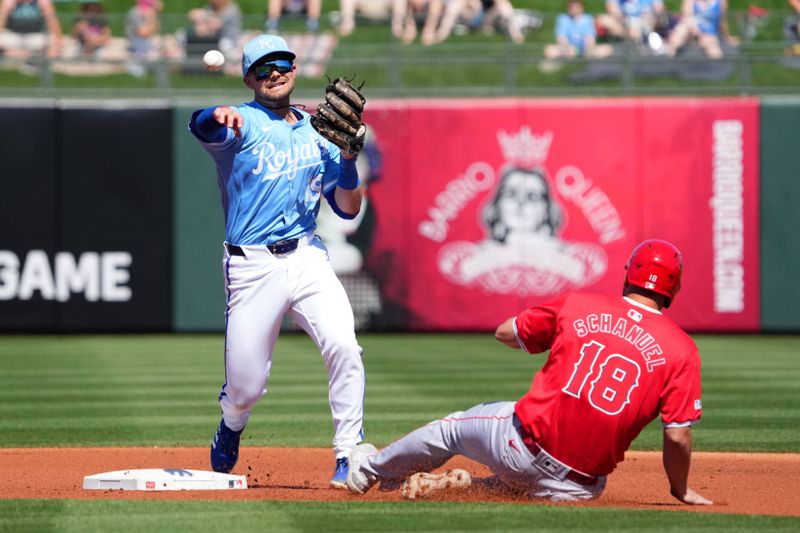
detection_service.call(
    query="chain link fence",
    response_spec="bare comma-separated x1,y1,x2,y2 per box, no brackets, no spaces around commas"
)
1,11,799,97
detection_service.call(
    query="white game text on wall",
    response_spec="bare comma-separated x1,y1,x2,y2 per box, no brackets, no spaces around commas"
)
0,250,132,302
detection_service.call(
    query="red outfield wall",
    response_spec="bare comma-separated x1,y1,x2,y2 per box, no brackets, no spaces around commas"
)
362,98,760,332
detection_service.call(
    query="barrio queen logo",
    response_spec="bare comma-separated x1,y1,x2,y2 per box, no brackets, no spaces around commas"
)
418,126,626,296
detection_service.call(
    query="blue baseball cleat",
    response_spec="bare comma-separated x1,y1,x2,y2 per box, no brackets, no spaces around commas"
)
329,457,349,489
210,419,243,473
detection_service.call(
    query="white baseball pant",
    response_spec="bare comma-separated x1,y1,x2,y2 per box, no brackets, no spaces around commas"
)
362,401,607,501
218,233,365,458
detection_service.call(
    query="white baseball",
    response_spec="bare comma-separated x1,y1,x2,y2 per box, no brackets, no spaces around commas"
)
203,49,225,71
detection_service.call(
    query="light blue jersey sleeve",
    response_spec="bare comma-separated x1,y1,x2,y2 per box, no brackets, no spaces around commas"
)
187,105,252,227
188,106,248,150
189,107,225,143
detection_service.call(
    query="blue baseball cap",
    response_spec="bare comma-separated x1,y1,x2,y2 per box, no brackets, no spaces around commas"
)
241,34,296,75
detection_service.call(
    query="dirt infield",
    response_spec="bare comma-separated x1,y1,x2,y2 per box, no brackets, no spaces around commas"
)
1,447,797,516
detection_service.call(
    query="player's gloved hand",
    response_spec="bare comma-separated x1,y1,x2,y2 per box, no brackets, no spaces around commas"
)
310,77,366,158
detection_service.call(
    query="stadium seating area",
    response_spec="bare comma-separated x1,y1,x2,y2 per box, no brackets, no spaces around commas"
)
0,0,798,94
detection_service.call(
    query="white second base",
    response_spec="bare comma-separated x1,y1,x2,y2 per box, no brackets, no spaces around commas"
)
83,469,248,491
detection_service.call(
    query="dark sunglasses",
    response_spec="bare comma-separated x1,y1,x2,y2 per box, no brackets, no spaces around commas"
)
253,61,293,79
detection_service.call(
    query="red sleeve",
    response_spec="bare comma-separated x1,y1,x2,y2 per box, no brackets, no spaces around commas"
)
513,294,568,354
660,346,703,426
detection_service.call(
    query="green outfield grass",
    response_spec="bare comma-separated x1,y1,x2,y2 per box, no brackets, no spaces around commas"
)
2,500,799,533
0,333,798,451
0,333,798,531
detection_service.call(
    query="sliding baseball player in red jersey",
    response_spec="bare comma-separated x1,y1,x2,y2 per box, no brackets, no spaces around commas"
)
346,239,712,504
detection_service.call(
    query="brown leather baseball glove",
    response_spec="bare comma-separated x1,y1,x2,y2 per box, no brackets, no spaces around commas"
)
310,77,367,157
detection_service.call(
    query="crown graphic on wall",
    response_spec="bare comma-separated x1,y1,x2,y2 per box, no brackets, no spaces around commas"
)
497,126,553,168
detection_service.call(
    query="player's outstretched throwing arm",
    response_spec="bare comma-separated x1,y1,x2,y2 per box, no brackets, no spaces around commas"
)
190,106,244,142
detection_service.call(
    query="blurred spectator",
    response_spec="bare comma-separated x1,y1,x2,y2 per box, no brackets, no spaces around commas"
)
0,0,63,59
422,0,533,44
738,4,768,42
266,0,320,33
664,0,738,59
471,0,525,43
786,0,800,53
423,0,462,44
392,0,436,45
393,0,471,45
72,1,111,57
186,0,241,59
336,0,392,36
125,0,162,75
596,0,668,46
543,0,613,65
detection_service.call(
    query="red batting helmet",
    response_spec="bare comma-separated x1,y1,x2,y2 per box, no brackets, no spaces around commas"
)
625,239,683,307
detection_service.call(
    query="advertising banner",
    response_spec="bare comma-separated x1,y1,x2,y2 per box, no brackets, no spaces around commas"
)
0,104,173,332
361,98,760,332
0,107,59,329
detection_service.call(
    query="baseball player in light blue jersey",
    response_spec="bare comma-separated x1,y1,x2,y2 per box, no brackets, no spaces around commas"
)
188,34,366,489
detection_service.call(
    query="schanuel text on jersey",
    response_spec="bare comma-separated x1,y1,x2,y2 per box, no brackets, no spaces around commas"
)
572,313,666,372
